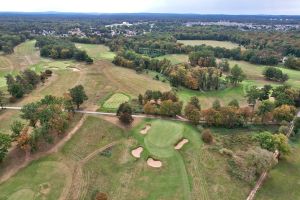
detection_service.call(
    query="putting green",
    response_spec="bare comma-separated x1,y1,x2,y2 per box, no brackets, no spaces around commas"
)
144,120,184,158
103,93,130,109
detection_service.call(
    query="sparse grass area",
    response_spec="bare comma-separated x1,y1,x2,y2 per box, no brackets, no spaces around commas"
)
75,43,116,61
256,134,300,200
178,40,244,50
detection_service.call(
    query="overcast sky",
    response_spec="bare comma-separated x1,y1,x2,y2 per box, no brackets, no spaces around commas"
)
1,0,300,15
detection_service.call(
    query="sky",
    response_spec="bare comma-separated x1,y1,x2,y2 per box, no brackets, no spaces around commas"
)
0,0,300,15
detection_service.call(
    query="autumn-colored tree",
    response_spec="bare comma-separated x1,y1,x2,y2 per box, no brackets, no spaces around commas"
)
184,104,200,124
257,100,275,123
143,102,157,115
16,127,31,151
273,105,296,123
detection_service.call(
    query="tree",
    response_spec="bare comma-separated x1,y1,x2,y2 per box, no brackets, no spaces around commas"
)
273,105,296,123
294,117,300,133
20,102,40,127
246,86,260,108
69,85,88,109
226,64,246,86
228,99,240,108
117,102,133,125
10,120,24,138
202,129,213,144
263,67,289,82
189,96,201,110
258,85,273,101
0,90,7,109
8,83,25,99
219,59,230,72
0,133,11,162
253,132,290,155
212,99,221,110
257,100,275,123
184,104,200,124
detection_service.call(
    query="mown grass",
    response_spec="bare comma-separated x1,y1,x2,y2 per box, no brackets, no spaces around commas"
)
0,158,71,200
75,43,116,61
102,93,130,110
178,40,244,50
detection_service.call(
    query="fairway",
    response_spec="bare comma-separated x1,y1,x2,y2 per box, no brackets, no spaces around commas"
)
75,43,116,61
178,40,244,49
102,93,130,110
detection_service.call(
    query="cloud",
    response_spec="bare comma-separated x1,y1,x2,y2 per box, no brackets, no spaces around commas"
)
0,0,300,15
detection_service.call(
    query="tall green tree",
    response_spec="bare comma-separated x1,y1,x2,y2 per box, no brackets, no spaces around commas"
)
0,133,12,162
69,85,88,109
226,64,246,86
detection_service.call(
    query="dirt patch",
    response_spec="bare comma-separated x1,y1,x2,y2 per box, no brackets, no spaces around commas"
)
175,139,189,150
147,158,162,168
140,124,151,135
131,147,143,158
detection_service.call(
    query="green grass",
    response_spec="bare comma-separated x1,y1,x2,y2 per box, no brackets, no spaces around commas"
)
102,93,130,110
0,159,71,200
178,40,244,50
228,60,300,89
256,134,300,200
157,54,189,65
144,120,184,158
177,85,247,108
75,43,116,61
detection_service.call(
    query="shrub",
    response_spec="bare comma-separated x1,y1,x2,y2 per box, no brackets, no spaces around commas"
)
202,129,213,144
219,148,233,157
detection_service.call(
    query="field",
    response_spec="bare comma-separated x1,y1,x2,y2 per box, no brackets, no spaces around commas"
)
75,43,116,61
177,40,244,50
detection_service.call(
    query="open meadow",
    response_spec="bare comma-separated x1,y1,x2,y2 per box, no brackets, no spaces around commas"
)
177,40,245,50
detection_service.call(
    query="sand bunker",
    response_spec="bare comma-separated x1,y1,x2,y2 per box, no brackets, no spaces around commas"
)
131,147,143,158
147,158,162,168
174,139,189,150
70,67,80,72
140,124,151,135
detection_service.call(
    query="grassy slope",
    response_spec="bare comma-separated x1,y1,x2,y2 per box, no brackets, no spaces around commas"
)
102,93,130,109
177,40,244,50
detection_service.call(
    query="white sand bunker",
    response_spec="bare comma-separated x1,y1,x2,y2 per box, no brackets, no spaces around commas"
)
131,147,143,158
70,67,80,72
174,139,189,150
147,158,162,168
140,124,151,135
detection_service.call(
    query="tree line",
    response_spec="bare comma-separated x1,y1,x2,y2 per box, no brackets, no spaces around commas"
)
36,36,93,64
